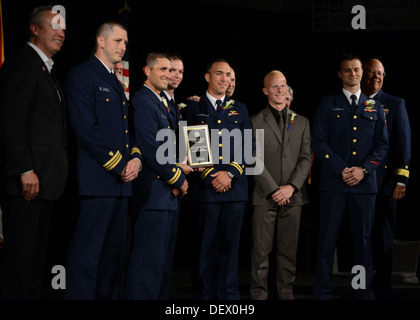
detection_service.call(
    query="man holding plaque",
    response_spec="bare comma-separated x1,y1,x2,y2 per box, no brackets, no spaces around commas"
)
125,52,189,299
182,59,252,300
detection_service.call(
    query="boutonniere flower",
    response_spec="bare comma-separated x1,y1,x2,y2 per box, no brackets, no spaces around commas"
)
287,112,297,131
161,97,171,113
222,99,235,110
178,103,187,110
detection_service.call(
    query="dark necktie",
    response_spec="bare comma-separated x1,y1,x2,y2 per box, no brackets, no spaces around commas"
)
170,98,176,113
351,94,358,112
216,99,223,115
278,110,284,137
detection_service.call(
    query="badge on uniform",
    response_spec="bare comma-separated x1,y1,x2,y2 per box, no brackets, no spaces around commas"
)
363,99,377,112
99,87,111,92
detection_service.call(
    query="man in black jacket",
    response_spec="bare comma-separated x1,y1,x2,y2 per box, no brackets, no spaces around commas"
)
0,5,68,299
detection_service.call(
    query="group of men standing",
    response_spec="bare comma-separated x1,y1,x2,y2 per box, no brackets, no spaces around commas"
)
0,6,411,300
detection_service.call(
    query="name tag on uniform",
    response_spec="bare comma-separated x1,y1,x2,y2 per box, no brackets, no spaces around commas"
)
161,114,167,119
332,107,345,111
196,113,209,117
99,87,111,92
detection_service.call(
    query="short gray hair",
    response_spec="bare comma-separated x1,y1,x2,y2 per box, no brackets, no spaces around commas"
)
28,5,54,39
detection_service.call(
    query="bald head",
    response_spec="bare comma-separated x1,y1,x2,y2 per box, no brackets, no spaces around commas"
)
362,58,386,96
263,70,288,110
263,70,286,88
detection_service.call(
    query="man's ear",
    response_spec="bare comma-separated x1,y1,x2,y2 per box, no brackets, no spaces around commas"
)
262,87,268,96
97,36,105,50
204,73,210,83
143,66,150,78
30,24,40,37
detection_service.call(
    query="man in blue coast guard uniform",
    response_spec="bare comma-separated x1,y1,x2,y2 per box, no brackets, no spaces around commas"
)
64,22,142,299
125,53,189,300
362,58,411,299
311,54,388,300
182,59,253,299
159,54,190,299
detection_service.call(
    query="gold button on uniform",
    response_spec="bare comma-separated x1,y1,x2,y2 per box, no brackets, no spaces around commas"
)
353,127,357,131
325,154,329,159
353,139,357,143
353,115,357,119
352,151,357,155
217,120,221,123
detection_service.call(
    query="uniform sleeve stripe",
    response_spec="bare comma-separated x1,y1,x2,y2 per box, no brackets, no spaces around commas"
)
395,168,410,178
103,151,122,171
230,161,243,175
200,167,214,181
131,147,142,156
166,168,181,185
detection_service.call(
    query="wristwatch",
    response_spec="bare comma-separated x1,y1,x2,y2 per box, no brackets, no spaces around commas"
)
227,171,235,179
362,167,369,176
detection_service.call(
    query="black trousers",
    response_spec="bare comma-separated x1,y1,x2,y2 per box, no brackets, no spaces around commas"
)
0,196,54,299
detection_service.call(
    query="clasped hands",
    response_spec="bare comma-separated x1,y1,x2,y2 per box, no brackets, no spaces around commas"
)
210,171,232,194
120,158,142,183
271,185,294,206
341,166,364,186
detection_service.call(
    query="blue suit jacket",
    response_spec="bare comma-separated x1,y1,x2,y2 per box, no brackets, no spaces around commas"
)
64,56,141,197
311,91,389,194
373,90,411,196
182,95,252,202
130,85,186,211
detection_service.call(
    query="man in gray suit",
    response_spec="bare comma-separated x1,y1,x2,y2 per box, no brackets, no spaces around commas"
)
250,70,312,300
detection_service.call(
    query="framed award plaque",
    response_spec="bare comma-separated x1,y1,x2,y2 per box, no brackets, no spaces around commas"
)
183,124,213,168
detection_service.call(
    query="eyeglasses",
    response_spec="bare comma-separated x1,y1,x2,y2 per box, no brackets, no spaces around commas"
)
366,70,386,78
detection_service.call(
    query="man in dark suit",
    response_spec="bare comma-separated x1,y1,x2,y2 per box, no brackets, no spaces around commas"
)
250,71,312,300
311,54,388,300
0,5,67,299
125,53,189,300
182,59,252,300
362,58,411,299
64,22,141,299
